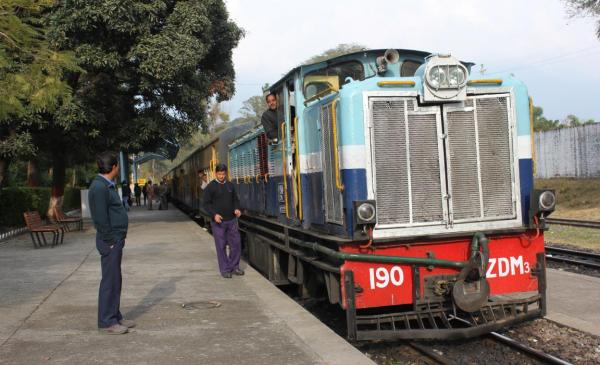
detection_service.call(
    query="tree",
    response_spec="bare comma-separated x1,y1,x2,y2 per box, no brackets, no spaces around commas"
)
533,106,562,132
40,0,243,213
0,0,79,186
239,95,267,125
564,0,600,38
303,43,368,65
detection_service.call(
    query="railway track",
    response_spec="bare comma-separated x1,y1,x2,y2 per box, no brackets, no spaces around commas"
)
545,246,600,270
447,316,573,365
546,218,600,229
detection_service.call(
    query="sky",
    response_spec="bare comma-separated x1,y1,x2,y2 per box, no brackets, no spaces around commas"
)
221,0,600,122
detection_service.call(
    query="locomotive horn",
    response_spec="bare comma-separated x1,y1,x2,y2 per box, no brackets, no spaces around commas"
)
384,49,400,64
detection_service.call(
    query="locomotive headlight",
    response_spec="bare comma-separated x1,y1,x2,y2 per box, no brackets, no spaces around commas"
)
358,203,376,222
530,189,556,228
422,54,469,102
428,66,446,88
538,190,556,211
448,66,466,86
354,200,377,224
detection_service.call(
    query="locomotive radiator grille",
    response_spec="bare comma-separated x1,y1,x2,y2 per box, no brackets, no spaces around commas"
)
477,97,514,218
446,101,482,221
371,99,410,225
446,96,515,222
407,114,444,223
320,103,344,224
370,99,444,225
368,94,517,230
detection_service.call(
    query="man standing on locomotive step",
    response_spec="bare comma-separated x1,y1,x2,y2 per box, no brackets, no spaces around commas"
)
88,151,135,334
260,92,279,143
202,163,244,278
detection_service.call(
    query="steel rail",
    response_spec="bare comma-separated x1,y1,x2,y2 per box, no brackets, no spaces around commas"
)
488,332,572,365
545,246,600,270
546,218,600,229
408,342,455,365
450,316,572,365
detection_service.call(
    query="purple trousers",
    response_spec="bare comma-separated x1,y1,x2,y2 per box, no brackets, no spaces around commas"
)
211,219,241,274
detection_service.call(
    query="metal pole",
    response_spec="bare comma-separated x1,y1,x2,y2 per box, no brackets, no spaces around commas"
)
132,154,138,183
119,151,126,183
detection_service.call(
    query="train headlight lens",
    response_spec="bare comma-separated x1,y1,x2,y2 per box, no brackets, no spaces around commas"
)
354,200,377,224
428,66,446,89
358,203,376,222
539,191,556,211
448,66,466,86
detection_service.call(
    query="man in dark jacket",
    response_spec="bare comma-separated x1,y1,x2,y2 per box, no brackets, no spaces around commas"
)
202,163,243,278
121,180,131,211
88,151,134,334
133,183,141,206
260,93,279,143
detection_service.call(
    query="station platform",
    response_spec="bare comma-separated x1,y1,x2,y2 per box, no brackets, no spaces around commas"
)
546,269,600,336
0,207,374,365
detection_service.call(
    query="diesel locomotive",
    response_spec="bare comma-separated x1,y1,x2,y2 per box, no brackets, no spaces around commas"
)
166,48,556,340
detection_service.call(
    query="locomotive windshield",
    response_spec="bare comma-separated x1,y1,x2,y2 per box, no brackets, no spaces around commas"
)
303,61,364,99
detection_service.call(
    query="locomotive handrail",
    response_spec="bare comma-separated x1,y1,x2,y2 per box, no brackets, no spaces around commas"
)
241,219,483,269
293,117,303,220
331,100,345,191
303,87,338,106
467,79,503,85
377,80,416,87
281,122,290,218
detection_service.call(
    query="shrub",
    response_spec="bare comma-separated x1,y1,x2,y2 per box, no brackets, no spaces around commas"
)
0,187,82,228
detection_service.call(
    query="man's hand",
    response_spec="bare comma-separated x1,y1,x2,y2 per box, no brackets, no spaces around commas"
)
234,209,241,218
214,214,223,223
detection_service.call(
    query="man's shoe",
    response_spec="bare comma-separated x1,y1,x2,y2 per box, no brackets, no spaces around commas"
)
233,269,245,276
221,272,232,278
99,324,128,335
119,319,136,328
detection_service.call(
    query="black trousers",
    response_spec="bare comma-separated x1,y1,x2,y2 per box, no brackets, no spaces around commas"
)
96,237,124,328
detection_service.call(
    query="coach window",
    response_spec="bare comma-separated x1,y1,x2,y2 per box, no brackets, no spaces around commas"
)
303,61,365,99
400,60,423,77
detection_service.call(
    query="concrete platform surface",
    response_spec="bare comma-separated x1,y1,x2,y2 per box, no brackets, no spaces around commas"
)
0,207,374,365
546,268,600,336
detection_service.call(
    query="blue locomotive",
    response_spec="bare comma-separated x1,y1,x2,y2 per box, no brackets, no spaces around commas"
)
167,48,556,340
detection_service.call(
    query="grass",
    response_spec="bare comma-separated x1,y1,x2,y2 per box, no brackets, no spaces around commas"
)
535,178,600,249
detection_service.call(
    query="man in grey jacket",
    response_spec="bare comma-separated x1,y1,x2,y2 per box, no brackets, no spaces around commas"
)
88,151,134,334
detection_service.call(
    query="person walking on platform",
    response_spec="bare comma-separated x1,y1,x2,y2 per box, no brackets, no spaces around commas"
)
141,183,147,206
121,180,131,212
159,180,169,210
88,151,135,335
203,163,244,278
146,180,154,210
134,183,141,206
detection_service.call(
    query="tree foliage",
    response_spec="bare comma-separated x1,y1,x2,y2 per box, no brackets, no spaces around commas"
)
47,0,243,155
563,0,600,38
0,0,79,161
238,95,267,125
533,105,596,132
303,43,367,65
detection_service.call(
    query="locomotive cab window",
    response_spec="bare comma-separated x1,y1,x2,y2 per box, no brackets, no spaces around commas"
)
303,61,365,99
400,60,423,77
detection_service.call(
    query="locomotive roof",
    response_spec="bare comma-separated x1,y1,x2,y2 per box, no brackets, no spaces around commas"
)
266,48,432,92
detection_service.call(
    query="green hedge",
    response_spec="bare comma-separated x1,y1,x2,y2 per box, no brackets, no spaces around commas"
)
0,187,81,228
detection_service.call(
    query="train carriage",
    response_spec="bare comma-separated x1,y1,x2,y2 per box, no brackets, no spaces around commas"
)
167,48,556,341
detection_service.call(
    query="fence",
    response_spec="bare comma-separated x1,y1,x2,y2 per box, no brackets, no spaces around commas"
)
534,123,600,178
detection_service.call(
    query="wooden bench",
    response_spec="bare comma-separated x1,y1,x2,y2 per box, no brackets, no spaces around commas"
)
53,207,83,232
23,211,64,248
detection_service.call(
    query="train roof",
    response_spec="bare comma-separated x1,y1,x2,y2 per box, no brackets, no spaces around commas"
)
266,48,432,92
